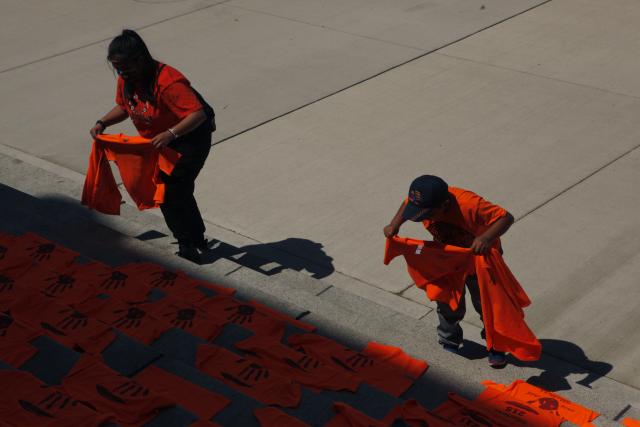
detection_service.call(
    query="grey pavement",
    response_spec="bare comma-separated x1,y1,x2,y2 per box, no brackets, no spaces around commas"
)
1,0,640,421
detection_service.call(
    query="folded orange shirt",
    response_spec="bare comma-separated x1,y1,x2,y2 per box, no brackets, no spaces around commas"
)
76,296,168,345
235,335,360,392
62,355,174,427
0,370,114,427
325,402,386,427
135,365,229,420
384,236,541,361
253,407,310,427
0,311,39,368
10,290,116,354
197,296,314,340
433,393,513,427
382,399,455,426
0,233,78,278
287,333,427,396
82,133,180,215
196,344,301,408
477,380,599,426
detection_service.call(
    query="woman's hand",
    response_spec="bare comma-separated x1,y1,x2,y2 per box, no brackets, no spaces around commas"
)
90,122,105,138
150,131,175,148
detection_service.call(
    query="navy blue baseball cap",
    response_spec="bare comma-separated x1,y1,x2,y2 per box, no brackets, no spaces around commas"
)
402,175,449,222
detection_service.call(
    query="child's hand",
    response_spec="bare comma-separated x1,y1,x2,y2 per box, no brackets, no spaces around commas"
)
471,236,491,254
383,224,399,238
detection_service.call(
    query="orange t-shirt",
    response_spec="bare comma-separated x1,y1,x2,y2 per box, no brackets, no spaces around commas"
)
235,335,360,392
477,380,600,426
196,344,301,408
62,355,174,427
253,407,310,427
115,63,202,138
135,365,229,420
0,371,113,426
383,400,455,427
623,418,640,427
287,333,427,396
325,403,386,427
421,186,506,236
82,134,180,215
384,236,541,361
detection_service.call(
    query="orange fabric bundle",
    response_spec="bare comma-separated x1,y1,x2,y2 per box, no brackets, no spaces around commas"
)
81,134,180,215
384,236,541,361
196,344,301,408
135,365,229,420
253,407,310,427
623,418,640,427
235,335,360,392
287,333,427,396
477,380,599,426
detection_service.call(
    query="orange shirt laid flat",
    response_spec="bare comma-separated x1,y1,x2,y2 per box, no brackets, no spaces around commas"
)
234,335,360,392
62,355,174,427
196,344,301,408
10,290,116,354
135,365,229,420
325,403,386,427
82,134,180,215
287,333,427,396
477,380,599,426
253,407,310,427
0,370,114,427
383,400,455,427
384,236,541,361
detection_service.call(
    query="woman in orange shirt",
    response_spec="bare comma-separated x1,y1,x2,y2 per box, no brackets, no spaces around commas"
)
90,30,213,263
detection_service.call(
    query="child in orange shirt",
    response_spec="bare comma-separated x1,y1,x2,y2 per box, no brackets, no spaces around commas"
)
384,175,514,367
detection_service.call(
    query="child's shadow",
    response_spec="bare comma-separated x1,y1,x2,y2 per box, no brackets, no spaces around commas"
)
512,339,612,391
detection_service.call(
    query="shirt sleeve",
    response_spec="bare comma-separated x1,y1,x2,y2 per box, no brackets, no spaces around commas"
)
474,194,507,227
160,81,203,119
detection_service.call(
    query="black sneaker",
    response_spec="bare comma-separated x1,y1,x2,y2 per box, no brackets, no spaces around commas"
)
177,244,201,264
488,349,507,368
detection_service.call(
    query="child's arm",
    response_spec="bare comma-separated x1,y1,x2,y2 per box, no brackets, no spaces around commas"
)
384,201,408,237
470,212,514,254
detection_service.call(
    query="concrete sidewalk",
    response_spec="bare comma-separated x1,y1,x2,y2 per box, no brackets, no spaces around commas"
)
1,0,639,415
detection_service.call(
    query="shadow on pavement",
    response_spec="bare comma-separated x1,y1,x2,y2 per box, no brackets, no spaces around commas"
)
201,237,335,279
510,339,613,392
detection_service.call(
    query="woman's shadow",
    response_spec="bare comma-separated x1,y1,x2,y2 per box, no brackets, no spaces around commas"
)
200,237,334,279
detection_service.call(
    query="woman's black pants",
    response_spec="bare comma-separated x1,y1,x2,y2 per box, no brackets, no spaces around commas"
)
159,124,211,246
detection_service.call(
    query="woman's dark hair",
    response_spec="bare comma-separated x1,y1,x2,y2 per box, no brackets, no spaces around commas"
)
107,29,159,105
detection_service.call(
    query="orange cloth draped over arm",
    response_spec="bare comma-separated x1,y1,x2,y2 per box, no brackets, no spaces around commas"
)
82,134,180,215
384,236,541,361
